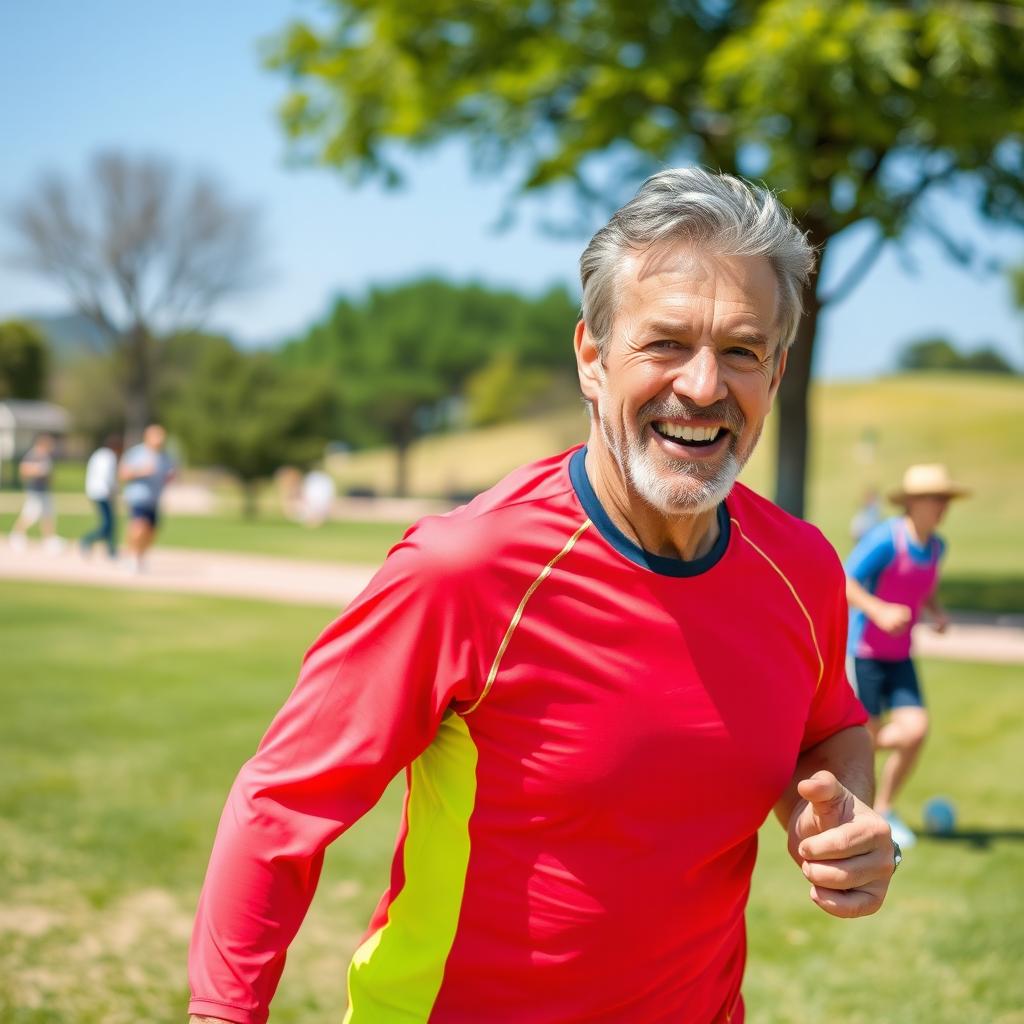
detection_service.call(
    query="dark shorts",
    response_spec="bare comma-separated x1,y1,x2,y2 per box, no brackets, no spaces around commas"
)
850,657,924,717
129,504,159,527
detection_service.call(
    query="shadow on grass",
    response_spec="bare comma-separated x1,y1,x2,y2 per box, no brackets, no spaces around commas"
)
920,828,1024,850
938,575,1024,615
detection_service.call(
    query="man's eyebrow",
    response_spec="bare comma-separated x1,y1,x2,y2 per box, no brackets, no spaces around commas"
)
643,319,695,337
642,320,769,347
726,329,769,347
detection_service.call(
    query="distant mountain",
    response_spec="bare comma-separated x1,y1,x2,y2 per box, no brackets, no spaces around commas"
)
14,311,282,359
20,312,115,363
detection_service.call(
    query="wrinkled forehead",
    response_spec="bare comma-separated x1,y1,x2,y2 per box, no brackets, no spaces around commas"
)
615,240,781,330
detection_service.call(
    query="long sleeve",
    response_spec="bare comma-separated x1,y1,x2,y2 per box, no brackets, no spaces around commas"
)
188,527,486,1023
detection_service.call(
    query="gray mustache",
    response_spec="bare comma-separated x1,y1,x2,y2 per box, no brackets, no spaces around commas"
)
639,398,744,433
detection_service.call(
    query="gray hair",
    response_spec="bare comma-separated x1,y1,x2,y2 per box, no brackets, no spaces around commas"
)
580,167,815,352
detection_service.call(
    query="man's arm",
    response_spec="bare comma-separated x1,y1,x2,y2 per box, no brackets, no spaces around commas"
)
188,528,486,1024
774,725,895,919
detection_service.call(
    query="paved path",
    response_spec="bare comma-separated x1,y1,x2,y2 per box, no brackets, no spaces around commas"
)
1,542,373,610
3,540,1023,664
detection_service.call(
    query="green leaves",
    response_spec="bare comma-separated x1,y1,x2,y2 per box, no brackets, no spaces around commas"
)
278,277,578,461
0,320,49,400
163,335,335,504
264,0,1024,235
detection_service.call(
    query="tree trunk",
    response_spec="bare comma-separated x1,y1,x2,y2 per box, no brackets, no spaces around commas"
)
773,242,826,519
394,439,411,498
123,323,154,442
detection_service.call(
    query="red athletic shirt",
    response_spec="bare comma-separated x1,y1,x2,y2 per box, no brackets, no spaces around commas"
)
189,446,866,1024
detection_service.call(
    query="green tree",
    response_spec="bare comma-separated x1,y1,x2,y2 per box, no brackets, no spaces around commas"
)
898,335,1016,373
961,346,1016,374
266,0,1024,516
0,320,49,399
165,340,335,517
282,278,575,495
897,336,964,372
465,349,553,427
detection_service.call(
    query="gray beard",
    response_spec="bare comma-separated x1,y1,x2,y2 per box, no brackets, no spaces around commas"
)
599,407,755,516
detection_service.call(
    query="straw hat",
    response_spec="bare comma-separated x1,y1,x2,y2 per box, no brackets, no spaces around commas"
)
888,464,971,504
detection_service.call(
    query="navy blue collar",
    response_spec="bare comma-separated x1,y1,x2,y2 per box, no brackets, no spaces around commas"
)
569,446,730,577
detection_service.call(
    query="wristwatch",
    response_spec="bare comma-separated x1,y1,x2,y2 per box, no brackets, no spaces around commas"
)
892,839,903,872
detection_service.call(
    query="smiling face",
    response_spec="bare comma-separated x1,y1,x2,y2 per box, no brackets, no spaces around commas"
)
576,242,787,514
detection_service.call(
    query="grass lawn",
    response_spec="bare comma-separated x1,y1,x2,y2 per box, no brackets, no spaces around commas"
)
3,582,1022,1022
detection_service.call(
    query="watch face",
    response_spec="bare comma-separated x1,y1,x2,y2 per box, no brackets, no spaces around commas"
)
892,840,903,869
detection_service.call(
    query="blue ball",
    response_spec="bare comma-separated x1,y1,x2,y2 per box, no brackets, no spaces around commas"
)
922,797,956,835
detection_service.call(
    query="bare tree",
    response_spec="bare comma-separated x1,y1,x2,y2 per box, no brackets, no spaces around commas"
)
8,151,263,437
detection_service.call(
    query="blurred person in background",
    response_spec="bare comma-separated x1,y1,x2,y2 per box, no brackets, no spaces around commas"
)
300,467,336,527
119,424,175,573
79,434,123,559
845,463,968,849
8,433,61,553
188,168,897,1024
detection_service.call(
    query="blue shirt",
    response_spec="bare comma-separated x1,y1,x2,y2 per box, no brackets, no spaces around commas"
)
121,444,174,509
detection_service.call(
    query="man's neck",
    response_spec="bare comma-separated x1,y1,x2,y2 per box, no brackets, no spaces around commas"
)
584,443,720,562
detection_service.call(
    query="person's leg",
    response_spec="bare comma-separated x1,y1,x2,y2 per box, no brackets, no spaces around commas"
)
871,659,928,844
39,494,56,542
10,494,42,545
102,500,117,558
80,502,101,552
126,508,156,570
81,499,109,553
874,706,929,814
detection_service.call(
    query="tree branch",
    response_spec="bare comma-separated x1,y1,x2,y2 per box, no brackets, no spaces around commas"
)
820,159,959,307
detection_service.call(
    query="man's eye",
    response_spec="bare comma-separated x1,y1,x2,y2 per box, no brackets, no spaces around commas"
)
650,340,681,351
728,347,758,360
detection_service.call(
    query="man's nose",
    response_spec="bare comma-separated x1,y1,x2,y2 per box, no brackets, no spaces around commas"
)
672,345,727,407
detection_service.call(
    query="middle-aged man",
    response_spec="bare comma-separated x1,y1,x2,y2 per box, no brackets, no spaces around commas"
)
189,168,895,1024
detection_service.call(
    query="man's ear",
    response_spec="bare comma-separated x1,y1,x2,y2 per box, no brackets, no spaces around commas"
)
575,320,604,407
768,344,788,402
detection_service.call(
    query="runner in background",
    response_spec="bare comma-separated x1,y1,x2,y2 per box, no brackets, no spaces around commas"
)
8,433,61,553
80,434,123,559
119,424,176,573
845,463,969,848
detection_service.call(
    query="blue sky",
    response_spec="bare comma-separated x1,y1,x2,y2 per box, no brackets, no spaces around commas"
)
2,0,1021,378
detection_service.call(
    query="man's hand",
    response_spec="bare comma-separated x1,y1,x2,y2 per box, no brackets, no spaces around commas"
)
871,600,912,636
787,770,895,919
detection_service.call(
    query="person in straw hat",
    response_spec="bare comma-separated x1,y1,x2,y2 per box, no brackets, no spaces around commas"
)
845,463,969,848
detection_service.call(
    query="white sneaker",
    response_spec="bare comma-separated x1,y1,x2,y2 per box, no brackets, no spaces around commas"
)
43,535,65,555
8,532,27,551
884,810,917,849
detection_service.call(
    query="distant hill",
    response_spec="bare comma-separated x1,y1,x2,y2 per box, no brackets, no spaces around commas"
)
13,311,278,358
18,312,114,363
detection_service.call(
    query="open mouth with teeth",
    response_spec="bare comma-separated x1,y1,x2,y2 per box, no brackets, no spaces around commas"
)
651,421,728,448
